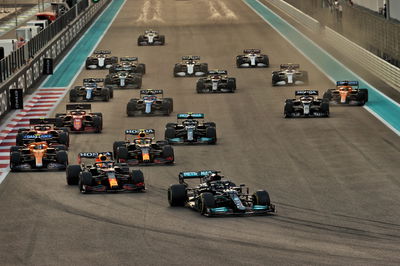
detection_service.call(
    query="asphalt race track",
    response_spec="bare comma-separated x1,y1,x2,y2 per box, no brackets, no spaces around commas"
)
1,0,400,265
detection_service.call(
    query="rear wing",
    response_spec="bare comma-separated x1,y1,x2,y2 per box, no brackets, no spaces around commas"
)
23,134,53,140
125,129,155,135
243,49,260,54
83,78,104,84
208,70,227,75
336,80,359,87
295,90,318,96
29,118,57,125
280,63,300,69
179,170,219,183
66,104,91,111
182,55,200,60
113,65,133,71
177,113,204,119
140,89,163,96
93,50,111,54
120,57,138,62
78,152,113,163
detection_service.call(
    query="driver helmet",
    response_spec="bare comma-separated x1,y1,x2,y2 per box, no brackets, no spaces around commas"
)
208,173,222,182
96,154,108,167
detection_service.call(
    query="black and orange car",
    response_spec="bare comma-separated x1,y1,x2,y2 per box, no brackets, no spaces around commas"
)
9,141,68,171
16,118,69,148
66,152,145,193
113,129,174,165
323,81,368,106
55,104,103,133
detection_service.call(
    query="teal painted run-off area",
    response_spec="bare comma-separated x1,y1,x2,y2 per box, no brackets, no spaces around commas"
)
245,0,400,134
43,0,125,88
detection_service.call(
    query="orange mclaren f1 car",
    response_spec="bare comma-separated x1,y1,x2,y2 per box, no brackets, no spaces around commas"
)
9,141,68,171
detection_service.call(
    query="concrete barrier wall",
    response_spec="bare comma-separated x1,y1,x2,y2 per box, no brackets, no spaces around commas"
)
268,0,400,92
268,0,320,33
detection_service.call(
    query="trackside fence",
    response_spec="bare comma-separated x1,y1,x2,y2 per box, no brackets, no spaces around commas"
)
0,0,110,120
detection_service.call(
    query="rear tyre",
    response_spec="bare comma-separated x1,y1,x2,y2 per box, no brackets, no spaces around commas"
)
159,35,165,45
321,99,330,117
168,184,187,206
227,78,236,92
116,147,129,162
137,64,146,74
16,133,24,146
92,116,102,133
164,127,176,140
10,152,21,171
59,132,69,147
56,150,68,167
196,79,205,93
113,141,126,156
127,100,138,117
101,88,110,102
66,165,81,185
284,100,294,118
69,87,79,102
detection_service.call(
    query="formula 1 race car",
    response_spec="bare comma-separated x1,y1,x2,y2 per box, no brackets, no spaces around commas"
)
173,56,208,77
272,64,309,86
16,118,69,147
236,49,269,68
69,78,113,102
55,104,103,133
164,113,216,144
168,170,276,216
137,29,165,46
85,50,118,69
10,141,68,171
284,90,329,118
66,152,145,193
196,70,236,93
323,81,368,106
109,57,146,75
113,129,174,166
104,71,142,89
126,89,173,116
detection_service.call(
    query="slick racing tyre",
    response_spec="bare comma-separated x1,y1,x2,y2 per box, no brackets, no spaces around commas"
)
252,190,271,206
168,184,187,206
196,79,206,93
66,165,81,185
59,132,69,147
137,64,146,74
101,88,110,102
79,172,93,193
162,145,174,163
116,147,129,162
321,99,330,117
127,100,138,117
284,100,294,118
56,151,69,167
227,78,236,92
92,116,102,133
164,127,176,140
206,127,217,144
199,192,216,214
10,152,21,172
113,141,126,156
131,170,145,185
69,87,79,102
